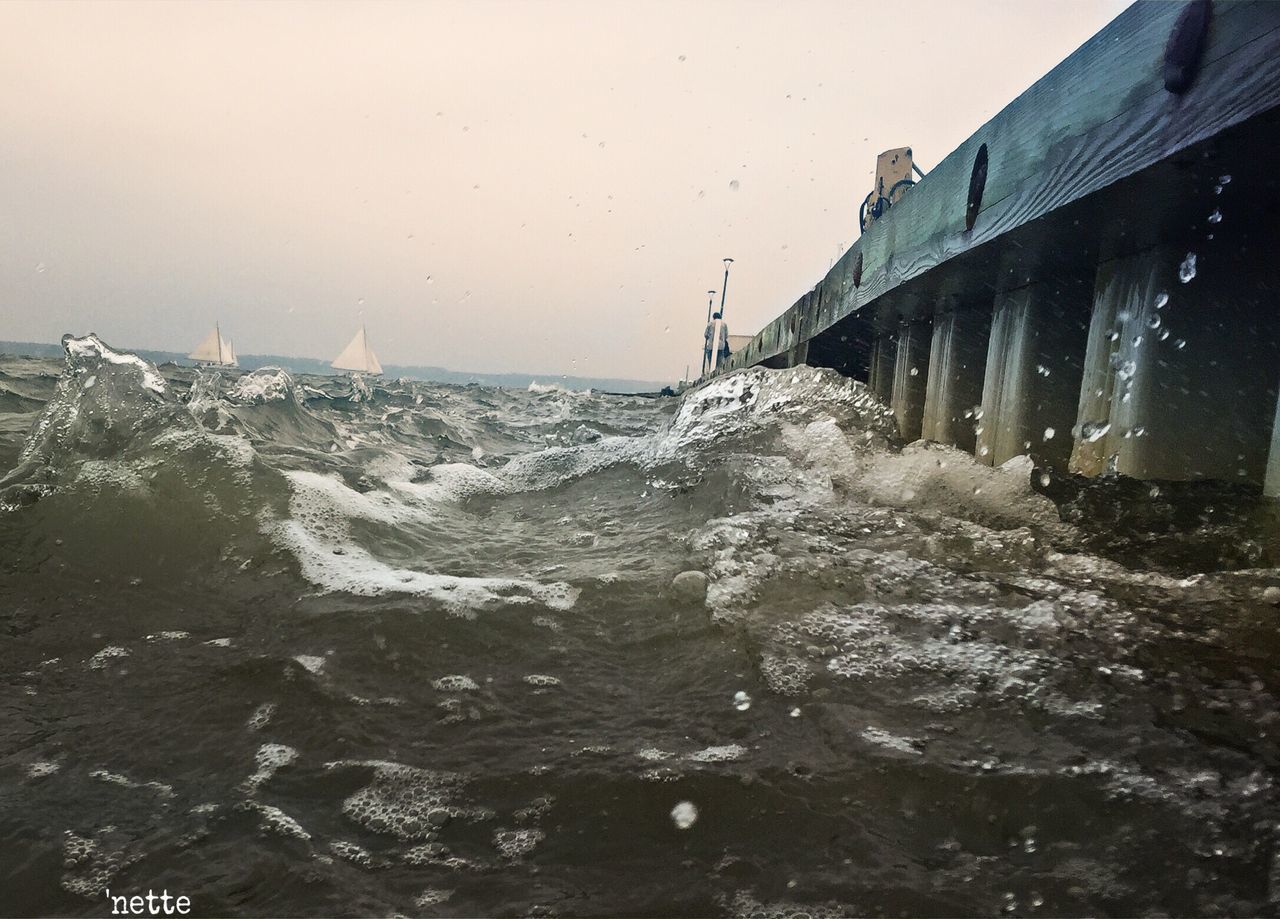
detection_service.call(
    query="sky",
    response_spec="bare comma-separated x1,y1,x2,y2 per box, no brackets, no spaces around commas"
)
0,0,1129,383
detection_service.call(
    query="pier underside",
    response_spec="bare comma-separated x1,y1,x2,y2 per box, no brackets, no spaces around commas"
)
738,104,1280,490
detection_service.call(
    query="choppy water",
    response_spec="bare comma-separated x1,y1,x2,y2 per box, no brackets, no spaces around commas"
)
5,335,1280,917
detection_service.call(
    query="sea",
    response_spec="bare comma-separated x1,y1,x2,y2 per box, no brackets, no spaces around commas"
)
4,334,1280,917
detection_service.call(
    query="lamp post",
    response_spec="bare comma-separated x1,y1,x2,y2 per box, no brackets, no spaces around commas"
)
718,258,734,319
701,289,716,377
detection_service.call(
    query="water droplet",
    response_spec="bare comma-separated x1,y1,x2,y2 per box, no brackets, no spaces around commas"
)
1116,360,1137,382
1038,473,1051,487
733,690,752,711
1158,328,1170,341
1035,364,1051,377
1031,893,1045,908
671,801,698,829
979,445,990,457
789,707,802,718
426,276,433,285
1207,208,1222,224
909,367,919,376
1082,421,1111,443
1106,330,1120,342
1146,314,1161,329
34,262,47,274
1175,338,1187,350
1178,252,1197,283
677,54,687,62
1131,335,1143,347
1154,291,1169,309
729,179,740,191
663,325,670,333
1043,427,1055,440
1219,174,1232,185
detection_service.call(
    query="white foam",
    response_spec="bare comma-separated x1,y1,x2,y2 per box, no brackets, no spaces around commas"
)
63,335,166,394
293,654,326,675
229,367,293,404
329,759,488,840
241,801,311,840
89,769,175,800
86,646,130,670
847,442,1067,533
272,470,577,612
432,674,479,692
274,514,576,612
146,631,190,642
686,744,747,763
522,674,561,687
860,726,924,756
245,743,298,791
492,827,545,858
247,702,276,731
415,888,454,907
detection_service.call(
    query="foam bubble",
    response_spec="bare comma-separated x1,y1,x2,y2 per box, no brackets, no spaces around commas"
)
522,674,561,687
247,702,276,731
492,827,545,858
414,888,455,907
240,801,311,840
89,769,175,800
228,367,294,404
61,828,140,898
245,743,298,791
686,744,747,763
329,840,373,867
293,654,326,675
432,674,479,692
27,761,61,779
86,646,130,670
330,760,488,840
860,726,923,756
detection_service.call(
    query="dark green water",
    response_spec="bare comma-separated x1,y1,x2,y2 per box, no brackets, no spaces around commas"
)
4,337,1280,917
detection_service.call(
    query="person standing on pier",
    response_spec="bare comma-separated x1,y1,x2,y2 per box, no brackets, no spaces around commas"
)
704,311,730,373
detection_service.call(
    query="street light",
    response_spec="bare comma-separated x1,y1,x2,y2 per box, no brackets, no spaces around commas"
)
701,289,716,377
718,258,734,319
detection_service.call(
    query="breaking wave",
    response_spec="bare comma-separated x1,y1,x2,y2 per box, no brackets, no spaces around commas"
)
6,334,1280,916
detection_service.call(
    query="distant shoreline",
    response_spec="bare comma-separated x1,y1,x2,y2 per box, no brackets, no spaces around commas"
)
0,339,672,395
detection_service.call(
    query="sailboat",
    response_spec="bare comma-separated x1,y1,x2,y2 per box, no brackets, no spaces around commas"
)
331,324,383,376
188,323,239,368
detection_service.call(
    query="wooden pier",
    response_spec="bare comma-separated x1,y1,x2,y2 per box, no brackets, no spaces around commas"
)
716,0,1280,491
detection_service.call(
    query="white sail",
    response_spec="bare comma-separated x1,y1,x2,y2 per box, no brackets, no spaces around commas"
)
331,325,383,375
189,325,238,366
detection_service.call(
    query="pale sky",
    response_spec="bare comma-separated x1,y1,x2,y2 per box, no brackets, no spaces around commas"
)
1,0,1128,383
